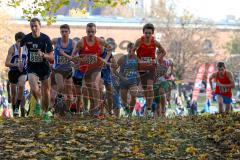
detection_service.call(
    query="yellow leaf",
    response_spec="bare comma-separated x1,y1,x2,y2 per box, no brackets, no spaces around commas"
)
132,145,140,154
213,135,221,142
73,126,88,133
54,156,64,160
136,152,145,158
81,8,87,14
186,146,197,155
198,153,209,160
37,132,48,138
5,145,14,149
39,148,51,154
66,139,80,145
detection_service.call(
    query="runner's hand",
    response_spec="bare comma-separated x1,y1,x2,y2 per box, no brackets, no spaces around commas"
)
59,49,65,56
72,56,80,63
216,81,224,87
18,61,23,72
37,49,44,57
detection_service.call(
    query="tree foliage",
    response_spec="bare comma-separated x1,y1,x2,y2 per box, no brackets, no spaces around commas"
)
149,0,216,81
6,0,130,25
225,32,240,55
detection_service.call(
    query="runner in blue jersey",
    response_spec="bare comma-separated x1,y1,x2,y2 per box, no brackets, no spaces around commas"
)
52,24,76,116
113,42,139,116
5,32,27,117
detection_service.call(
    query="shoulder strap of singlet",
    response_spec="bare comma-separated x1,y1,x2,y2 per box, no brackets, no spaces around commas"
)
57,38,61,47
83,36,87,47
69,39,73,48
95,36,100,46
12,44,16,57
224,71,227,78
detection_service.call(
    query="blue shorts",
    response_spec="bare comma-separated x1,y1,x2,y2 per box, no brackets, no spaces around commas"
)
73,70,84,79
101,69,112,86
113,92,121,109
216,95,232,104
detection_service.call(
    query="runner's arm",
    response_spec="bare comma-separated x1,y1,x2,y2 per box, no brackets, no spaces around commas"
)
225,71,235,88
209,72,217,90
19,36,26,62
5,46,17,67
39,36,54,61
132,39,140,56
112,56,126,80
155,40,166,57
72,40,82,57
109,56,118,69
99,38,113,63
59,41,77,61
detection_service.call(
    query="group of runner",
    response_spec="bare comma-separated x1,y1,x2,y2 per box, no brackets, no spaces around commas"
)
4,17,234,121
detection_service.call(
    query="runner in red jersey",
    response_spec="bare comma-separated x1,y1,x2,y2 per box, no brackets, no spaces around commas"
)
131,23,166,116
209,62,235,113
72,23,112,116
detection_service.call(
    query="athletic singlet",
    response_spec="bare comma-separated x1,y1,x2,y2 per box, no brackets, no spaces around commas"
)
101,48,111,71
53,38,73,69
119,55,138,84
81,36,101,56
136,36,156,61
79,36,102,72
215,71,232,98
10,44,27,71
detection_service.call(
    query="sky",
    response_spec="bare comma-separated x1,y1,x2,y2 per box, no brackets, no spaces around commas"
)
175,0,240,20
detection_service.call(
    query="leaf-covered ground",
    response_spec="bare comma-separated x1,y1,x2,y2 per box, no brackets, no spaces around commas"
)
0,113,240,160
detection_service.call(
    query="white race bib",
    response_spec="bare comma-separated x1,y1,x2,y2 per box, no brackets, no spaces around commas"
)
140,57,153,64
124,69,137,77
57,56,69,64
84,55,97,64
30,51,43,62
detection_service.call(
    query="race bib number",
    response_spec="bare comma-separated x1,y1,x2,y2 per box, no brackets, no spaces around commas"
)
124,69,137,77
220,86,230,93
84,55,97,64
140,57,153,64
30,52,43,62
57,56,69,64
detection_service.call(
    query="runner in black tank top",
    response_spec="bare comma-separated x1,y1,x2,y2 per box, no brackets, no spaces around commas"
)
19,18,53,122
